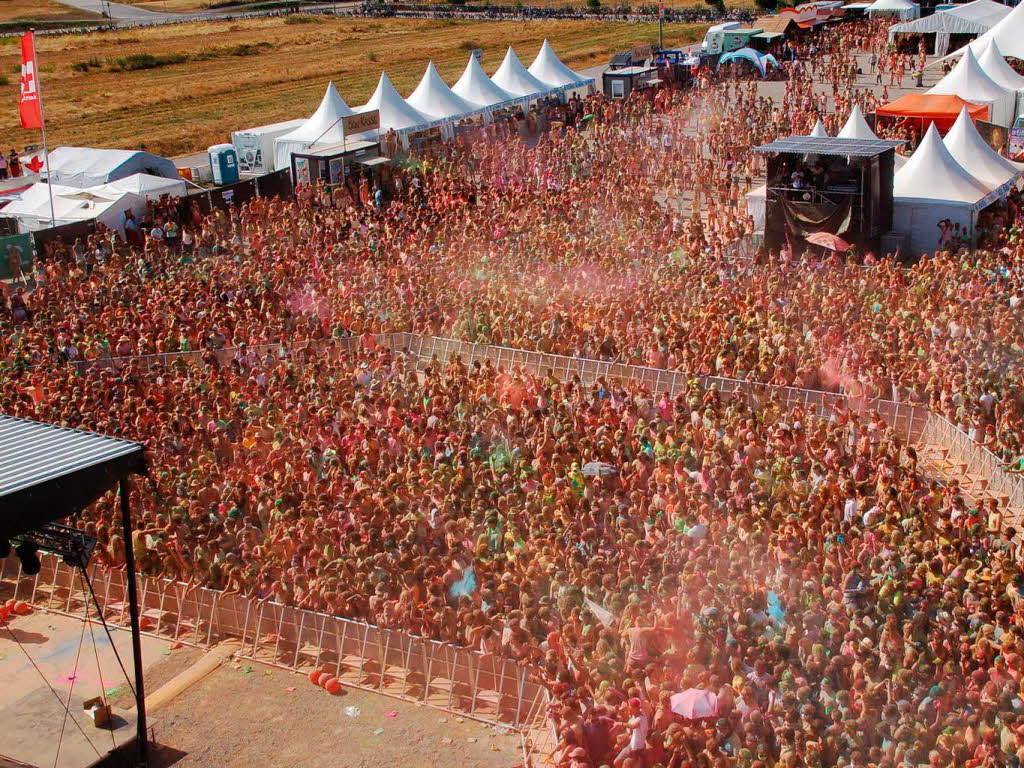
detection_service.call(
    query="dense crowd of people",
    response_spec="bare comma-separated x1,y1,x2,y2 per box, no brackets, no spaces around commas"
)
4,17,1024,768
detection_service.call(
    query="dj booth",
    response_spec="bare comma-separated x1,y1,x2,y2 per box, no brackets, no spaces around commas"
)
754,135,904,256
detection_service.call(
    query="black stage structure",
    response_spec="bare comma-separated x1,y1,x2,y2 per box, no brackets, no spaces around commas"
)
754,135,904,256
0,415,148,767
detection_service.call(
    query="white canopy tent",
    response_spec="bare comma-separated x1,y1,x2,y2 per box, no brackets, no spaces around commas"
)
274,82,354,175
452,55,519,109
357,72,436,136
809,120,829,137
943,1,1024,63
866,0,919,21
232,118,305,174
976,40,1024,92
836,105,879,140
92,172,187,200
887,0,1010,52
406,61,484,122
491,47,552,99
3,183,139,234
927,47,1015,127
41,147,179,189
893,123,994,254
528,40,595,91
943,107,1024,192
746,184,766,230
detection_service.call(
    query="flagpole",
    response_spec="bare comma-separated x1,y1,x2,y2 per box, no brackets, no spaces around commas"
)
30,29,55,228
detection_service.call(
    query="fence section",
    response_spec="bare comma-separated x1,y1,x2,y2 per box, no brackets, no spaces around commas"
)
0,553,550,737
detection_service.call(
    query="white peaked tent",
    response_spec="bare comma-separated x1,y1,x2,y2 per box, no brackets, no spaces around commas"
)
809,120,829,137
928,47,1015,126
945,1,1024,64
4,183,138,234
528,40,593,90
406,61,483,121
491,47,551,99
944,107,1023,191
837,105,879,140
977,40,1024,92
274,82,353,174
358,72,435,135
452,55,518,108
893,123,993,254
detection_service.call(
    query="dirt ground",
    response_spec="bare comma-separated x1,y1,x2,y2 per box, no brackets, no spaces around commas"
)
0,0,101,21
146,653,522,768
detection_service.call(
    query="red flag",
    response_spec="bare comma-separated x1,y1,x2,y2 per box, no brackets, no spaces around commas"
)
19,32,43,130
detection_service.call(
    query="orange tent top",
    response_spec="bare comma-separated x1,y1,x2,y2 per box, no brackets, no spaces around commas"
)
876,94,990,131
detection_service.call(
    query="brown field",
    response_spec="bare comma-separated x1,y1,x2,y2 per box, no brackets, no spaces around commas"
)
121,0,213,10
0,0,102,21
0,16,707,157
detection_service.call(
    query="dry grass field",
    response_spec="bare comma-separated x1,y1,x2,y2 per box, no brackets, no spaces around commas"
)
0,0,101,21
0,16,707,157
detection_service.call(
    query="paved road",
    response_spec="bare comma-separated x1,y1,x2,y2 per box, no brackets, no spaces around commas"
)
52,0,361,26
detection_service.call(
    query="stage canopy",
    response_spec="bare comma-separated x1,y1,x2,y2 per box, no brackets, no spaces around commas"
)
452,54,519,109
887,0,1009,38
944,0,1024,62
491,47,551,99
837,105,879,140
0,415,145,541
943,107,1024,191
274,82,353,174
528,40,593,90
41,147,179,189
406,61,483,122
876,92,989,132
927,46,1016,126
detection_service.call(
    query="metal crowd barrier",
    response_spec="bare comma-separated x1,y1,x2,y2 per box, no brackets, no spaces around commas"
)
0,554,551,744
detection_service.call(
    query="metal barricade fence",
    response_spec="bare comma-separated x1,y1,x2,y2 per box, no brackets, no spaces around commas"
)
0,554,550,740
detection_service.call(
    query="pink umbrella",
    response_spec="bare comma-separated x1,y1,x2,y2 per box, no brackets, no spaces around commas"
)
670,688,719,719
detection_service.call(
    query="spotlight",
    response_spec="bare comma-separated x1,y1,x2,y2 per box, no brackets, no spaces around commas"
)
15,542,40,576
0,539,9,558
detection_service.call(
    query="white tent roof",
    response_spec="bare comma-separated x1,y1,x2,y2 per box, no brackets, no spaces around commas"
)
452,55,519,108
866,0,918,14
41,147,179,189
929,46,1013,103
528,40,590,88
836,105,879,140
90,172,187,200
357,72,434,133
3,182,138,231
894,123,991,206
278,82,353,147
946,0,1024,62
888,0,1009,37
943,107,1024,190
406,61,483,121
976,39,1024,91
809,119,829,137
491,47,551,99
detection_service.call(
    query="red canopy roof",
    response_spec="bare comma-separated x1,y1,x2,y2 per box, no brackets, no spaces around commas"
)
876,94,989,122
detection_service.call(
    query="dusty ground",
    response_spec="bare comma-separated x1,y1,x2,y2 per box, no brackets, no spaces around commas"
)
147,657,522,768
0,16,706,156
0,0,101,21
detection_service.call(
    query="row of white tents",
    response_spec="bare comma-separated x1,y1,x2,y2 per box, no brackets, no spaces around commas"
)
747,103,1023,255
242,42,593,175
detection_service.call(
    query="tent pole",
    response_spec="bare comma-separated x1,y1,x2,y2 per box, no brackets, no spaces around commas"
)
120,477,149,767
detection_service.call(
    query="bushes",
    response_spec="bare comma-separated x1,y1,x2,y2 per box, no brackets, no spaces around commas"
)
71,57,103,72
109,53,187,72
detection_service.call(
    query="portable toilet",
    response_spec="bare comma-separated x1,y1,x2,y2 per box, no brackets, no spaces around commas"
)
208,144,239,186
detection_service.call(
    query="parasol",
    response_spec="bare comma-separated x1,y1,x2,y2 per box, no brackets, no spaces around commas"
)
670,688,719,719
805,232,851,251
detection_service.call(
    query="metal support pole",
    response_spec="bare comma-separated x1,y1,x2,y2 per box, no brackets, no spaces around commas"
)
120,477,149,767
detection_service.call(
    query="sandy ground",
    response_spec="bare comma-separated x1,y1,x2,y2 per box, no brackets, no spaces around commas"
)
146,657,522,768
